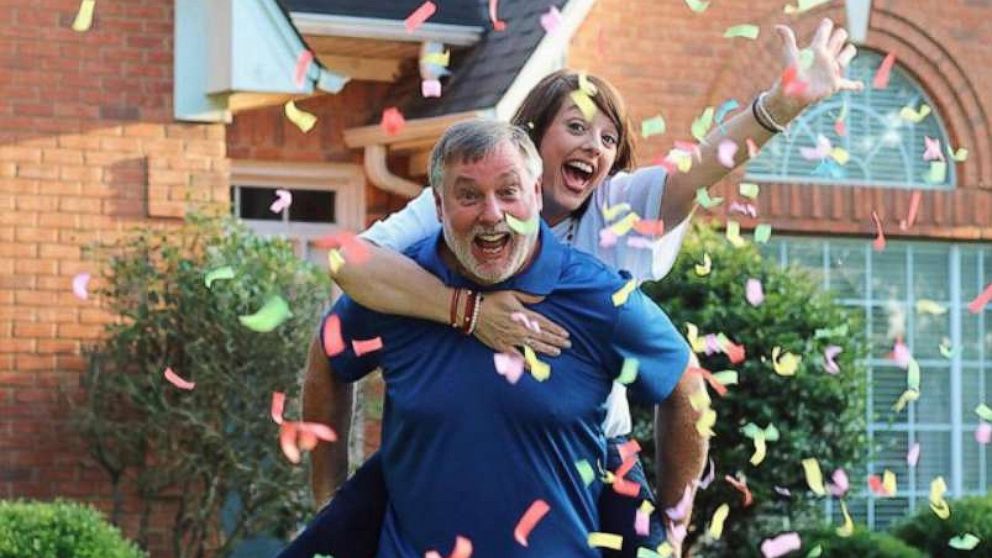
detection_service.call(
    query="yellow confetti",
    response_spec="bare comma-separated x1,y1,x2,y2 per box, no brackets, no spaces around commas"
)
72,0,96,32
420,50,450,66
576,460,596,486
724,24,760,40
696,408,717,438
882,469,897,496
285,101,317,133
926,161,947,184
327,249,346,274
694,253,712,276
802,458,826,496
523,345,550,381
709,503,730,539
750,433,767,466
617,358,639,385
608,212,641,236
739,182,760,199
686,323,706,353
772,347,801,376
689,389,711,412
588,532,623,550
570,90,598,122
892,388,920,412
611,278,637,307
899,103,932,123
726,220,746,248
656,543,674,557
505,213,539,235
836,499,854,537
691,107,715,142
930,476,950,519
639,500,655,515
601,202,631,221
672,150,693,172
830,147,850,165
578,72,598,96
950,147,969,162
916,299,947,315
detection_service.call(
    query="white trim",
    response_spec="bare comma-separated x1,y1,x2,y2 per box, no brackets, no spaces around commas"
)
494,0,598,121
845,0,872,43
290,12,483,46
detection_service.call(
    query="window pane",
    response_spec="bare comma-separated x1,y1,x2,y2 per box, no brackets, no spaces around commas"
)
870,303,907,359
912,245,950,301
786,239,824,283
828,241,867,299
233,185,336,224
915,365,951,424
962,367,985,423
871,244,908,302
871,366,907,422
234,185,280,221
289,190,336,223
962,428,985,492
915,430,952,492
962,312,983,361
913,312,950,360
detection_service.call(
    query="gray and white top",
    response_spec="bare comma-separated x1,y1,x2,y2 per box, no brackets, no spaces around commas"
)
361,165,688,438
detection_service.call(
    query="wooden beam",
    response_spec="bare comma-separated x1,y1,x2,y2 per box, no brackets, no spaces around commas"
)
343,110,485,151
314,54,402,82
408,150,431,177
225,92,296,113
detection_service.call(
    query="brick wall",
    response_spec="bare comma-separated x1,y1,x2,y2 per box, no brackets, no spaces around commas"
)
0,1,227,555
567,0,992,240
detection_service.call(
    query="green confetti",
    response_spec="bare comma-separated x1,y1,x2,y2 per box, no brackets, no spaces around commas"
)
724,24,760,40
695,187,723,209
576,460,596,486
637,548,662,558
976,404,992,422
640,115,667,139
711,370,738,386
815,324,849,339
683,0,709,13
950,147,969,162
239,295,292,333
926,161,948,184
505,213,539,235
907,358,920,391
939,341,956,359
739,182,760,199
806,544,823,557
204,266,235,288
949,533,980,550
754,223,772,243
691,106,715,142
617,358,639,385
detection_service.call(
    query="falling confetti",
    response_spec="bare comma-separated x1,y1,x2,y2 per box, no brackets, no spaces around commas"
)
724,24,760,40
684,0,710,13
404,1,437,32
871,210,886,251
709,503,730,538
717,140,738,168
539,6,563,34
725,474,753,506
71,0,96,32
588,532,623,550
617,358,639,385
823,345,842,374
239,296,292,333
271,392,286,424
968,283,992,314
352,337,383,356
523,345,550,381
872,52,896,89
72,272,91,300
739,182,760,199
691,107,715,142
611,278,637,307
641,115,667,138
695,253,712,276
284,101,317,133
899,191,922,231
322,314,345,356
900,103,932,123
506,213,539,235
270,189,292,214
164,367,195,391
514,499,550,547
204,266,235,288
695,188,723,209
381,107,406,136
488,0,507,31
802,458,826,496
772,347,801,376
494,352,524,384
754,224,772,244
948,534,980,550
746,278,764,306
421,79,442,98
760,532,801,558
784,0,830,14
930,476,950,519
907,442,921,466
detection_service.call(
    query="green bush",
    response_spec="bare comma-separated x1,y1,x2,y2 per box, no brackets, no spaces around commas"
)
782,527,925,558
635,223,869,554
72,214,331,558
892,494,992,557
0,500,146,558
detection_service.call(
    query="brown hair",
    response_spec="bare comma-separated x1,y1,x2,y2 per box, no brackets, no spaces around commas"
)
510,70,636,175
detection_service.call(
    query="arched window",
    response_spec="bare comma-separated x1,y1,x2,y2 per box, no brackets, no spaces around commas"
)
746,50,955,188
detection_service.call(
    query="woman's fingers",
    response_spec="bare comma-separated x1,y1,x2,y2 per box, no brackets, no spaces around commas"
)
837,77,865,92
837,43,857,68
810,18,833,51
774,24,800,65
826,27,848,57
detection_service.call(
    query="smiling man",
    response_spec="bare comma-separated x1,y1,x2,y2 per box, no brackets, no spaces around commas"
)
302,119,691,557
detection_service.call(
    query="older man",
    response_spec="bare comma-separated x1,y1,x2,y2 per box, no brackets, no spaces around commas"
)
301,120,692,557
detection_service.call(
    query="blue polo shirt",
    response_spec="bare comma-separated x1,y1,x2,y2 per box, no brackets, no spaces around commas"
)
325,222,690,558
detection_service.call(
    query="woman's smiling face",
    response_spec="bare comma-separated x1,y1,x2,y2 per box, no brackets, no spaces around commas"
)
537,101,620,225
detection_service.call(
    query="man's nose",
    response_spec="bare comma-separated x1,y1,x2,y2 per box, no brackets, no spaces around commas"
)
479,195,504,224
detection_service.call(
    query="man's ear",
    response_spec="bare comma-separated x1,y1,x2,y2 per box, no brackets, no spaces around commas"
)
533,176,543,213
433,187,443,221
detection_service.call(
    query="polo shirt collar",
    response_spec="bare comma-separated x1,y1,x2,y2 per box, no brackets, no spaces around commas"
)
417,221,564,296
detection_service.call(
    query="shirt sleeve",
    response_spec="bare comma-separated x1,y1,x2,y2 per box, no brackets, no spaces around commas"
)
359,187,440,251
322,296,383,383
607,281,692,405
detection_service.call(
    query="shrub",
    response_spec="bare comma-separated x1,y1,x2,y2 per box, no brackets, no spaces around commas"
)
635,223,869,554
782,527,925,558
0,499,146,558
892,494,992,557
72,214,331,558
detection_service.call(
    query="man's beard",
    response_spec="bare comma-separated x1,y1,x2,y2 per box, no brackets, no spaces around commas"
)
442,221,538,285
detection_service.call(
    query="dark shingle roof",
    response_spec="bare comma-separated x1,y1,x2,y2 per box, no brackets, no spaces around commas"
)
280,0,488,27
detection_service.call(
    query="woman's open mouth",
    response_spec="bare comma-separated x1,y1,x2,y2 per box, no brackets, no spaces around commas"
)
562,160,595,193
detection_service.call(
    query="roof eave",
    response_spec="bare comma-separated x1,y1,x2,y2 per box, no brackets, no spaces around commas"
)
290,12,484,46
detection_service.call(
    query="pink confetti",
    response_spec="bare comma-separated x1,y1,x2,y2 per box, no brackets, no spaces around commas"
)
704,334,721,355
163,367,195,390
977,422,992,445
698,458,716,489
513,499,550,547
724,340,746,364
871,210,886,251
800,135,832,161
773,486,791,497
280,420,337,464
271,392,285,424
746,278,764,306
296,421,337,443
867,474,887,496
322,314,345,357
873,52,896,89
352,337,383,356
717,139,738,168
510,312,541,334
746,138,759,158
729,201,758,218
421,79,442,98
293,50,314,89
404,1,436,32
823,345,842,374
451,536,473,558
725,474,753,507
280,422,301,463
923,136,944,162
269,188,292,213
632,219,665,237
761,532,801,558
617,439,641,463
635,508,650,536
665,484,694,521
539,6,562,34
72,272,90,300
599,228,618,248
968,283,992,314
494,352,524,385
488,0,506,31
899,191,922,231
780,64,808,97
688,366,728,397
381,107,406,136
889,339,912,369
673,140,702,162
828,468,849,497
907,442,921,466
834,118,847,137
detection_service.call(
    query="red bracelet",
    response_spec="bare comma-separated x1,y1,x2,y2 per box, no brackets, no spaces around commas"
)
449,288,462,328
459,290,476,333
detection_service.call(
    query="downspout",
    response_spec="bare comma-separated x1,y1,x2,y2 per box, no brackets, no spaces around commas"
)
362,144,423,198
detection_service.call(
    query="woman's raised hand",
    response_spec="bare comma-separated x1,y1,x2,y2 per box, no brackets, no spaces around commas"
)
473,290,571,358
771,19,863,114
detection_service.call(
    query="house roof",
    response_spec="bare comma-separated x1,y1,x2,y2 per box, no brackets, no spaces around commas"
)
279,0,488,27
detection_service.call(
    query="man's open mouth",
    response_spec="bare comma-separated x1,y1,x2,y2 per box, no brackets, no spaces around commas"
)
473,232,511,256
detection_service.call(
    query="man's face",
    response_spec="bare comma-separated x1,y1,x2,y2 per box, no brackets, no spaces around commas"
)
435,141,542,285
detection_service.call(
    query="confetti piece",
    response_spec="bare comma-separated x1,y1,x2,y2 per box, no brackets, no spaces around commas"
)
570,89,598,122
772,347,800,376
280,422,301,464
322,314,345,357
608,212,640,236
711,370,738,387
538,5,563,34
900,103,932,124
695,188,723,209
754,224,772,244
830,147,850,165
488,0,506,30
617,358,639,385
588,532,623,550
821,345,842,375
684,0,710,12
774,486,791,497
71,0,95,32
721,337,746,364
204,266,235,288
523,344,550,381
899,190,922,231
802,458,826,496
977,422,992,444
421,79,442,98
505,213,539,235
724,24,760,40
923,136,945,162
949,534,980,550
72,272,90,300
293,50,314,89
729,200,758,216
761,532,801,558
694,253,712,276
611,278,637,306
635,508,649,536
929,476,950,519
576,460,596,486
617,439,642,463
926,161,947,184
284,101,317,133
739,182,760,199
709,503,729,539
871,210,886,251
352,337,383,356
689,366,729,397
514,499,550,547
421,51,450,67
883,470,897,496
405,1,436,32
968,283,992,313
599,228,618,248
746,138,759,158
745,278,764,306
493,353,524,384
691,107,715,142
632,219,665,237
696,408,717,438
783,0,829,14
714,99,740,132
893,389,920,412
828,468,849,497
750,433,767,465
976,404,992,422
717,140,738,168
601,202,631,221
327,249,345,274
726,220,746,248
950,147,969,162
699,458,716,489
836,500,854,537
637,548,663,558
164,367,195,390
239,296,292,333
381,107,405,136
939,338,956,359
873,52,896,89
725,474,753,507
689,388,711,412
907,442,921,466
801,135,832,161
271,392,285,424
641,115,667,139
269,188,292,214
